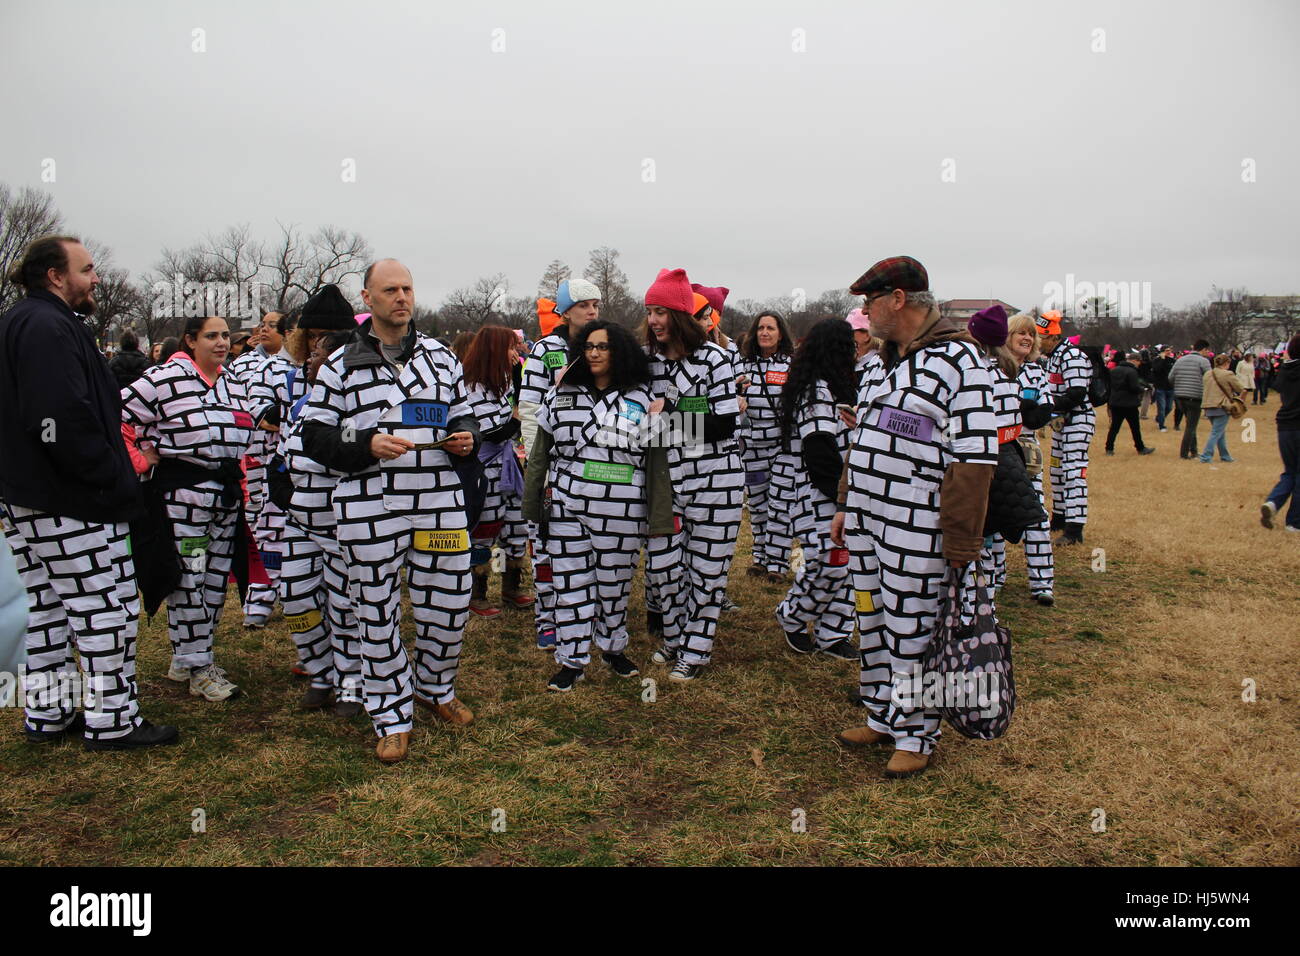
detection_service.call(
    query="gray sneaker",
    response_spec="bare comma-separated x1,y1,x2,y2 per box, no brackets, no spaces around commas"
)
190,663,241,701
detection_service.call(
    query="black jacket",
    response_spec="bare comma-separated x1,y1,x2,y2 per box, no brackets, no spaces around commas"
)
1276,359,1300,432
0,290,142,522
1108,362,1144,409
108,347,149,389
1151,355,1174,390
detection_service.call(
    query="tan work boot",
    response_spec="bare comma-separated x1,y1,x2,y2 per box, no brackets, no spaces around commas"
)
469,564,501,618
501,557,536,608
375,731,409,763
836,726,893,748
884,749,931,779
417,694,475,727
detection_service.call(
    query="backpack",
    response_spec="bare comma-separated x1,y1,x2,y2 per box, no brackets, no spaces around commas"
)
1078,344,1111,407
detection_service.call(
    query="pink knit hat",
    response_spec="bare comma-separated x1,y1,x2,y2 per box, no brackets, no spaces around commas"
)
645,268,694,313
846,308,870,332
690,283,729,316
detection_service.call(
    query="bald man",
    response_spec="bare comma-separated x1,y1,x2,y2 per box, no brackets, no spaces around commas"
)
299,259,480,763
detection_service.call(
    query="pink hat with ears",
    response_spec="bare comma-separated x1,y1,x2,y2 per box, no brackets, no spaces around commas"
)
846,308,870,332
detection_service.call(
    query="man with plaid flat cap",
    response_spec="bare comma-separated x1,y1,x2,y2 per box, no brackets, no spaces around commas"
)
830,255,998,779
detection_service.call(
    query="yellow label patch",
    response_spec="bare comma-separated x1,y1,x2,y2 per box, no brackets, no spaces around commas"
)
284,610,322,633
413,529,470,553
1049,456,1061,468
854,590,876,613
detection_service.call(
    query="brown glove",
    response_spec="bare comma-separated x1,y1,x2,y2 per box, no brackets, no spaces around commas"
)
939,461,994,563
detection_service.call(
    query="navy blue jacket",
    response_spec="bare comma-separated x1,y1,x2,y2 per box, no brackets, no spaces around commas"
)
0,289,142,522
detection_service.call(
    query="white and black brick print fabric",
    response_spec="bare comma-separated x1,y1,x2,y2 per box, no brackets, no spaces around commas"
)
538,383,653,669
737,354,790,573
844,340,997,755
3,507,141,740
121,358,254,469
300,333,473,736
1045,345,1095,525
644,343,743,666
467,384,527,561
518,332,569,408
776,381,853,647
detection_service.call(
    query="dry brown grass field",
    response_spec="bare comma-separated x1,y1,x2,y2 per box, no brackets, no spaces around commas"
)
2,409,1296,866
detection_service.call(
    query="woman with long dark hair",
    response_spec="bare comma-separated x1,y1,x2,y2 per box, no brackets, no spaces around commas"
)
463,324,532,616
641,268,744,682
523,320,658,691
773,318,856,659
736,310,795,581
121,314,253,702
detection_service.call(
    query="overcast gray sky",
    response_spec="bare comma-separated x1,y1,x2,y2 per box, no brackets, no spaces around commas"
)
2,0,1297,313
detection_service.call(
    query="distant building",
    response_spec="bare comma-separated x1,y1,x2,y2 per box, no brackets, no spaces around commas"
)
1209,294,1300,352
939,298,1021,325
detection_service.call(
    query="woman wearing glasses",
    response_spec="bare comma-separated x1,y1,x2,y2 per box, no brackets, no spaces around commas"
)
522,321,660,692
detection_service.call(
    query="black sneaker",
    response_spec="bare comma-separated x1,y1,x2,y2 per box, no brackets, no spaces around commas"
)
1105,449,1115,456
819,638,857,660
301,685,334,710
650,640,677,665
547,667,585,692
721,597,740,613
1138,447,1155,456
83,720,180,751
602,653,640,678
785,627,816,655
1033,591,1055,607
646,610,664,637
24,711,86,744
668,660,703,682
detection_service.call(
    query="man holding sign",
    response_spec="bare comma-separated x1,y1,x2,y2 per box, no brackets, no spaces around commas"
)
300,259,480,764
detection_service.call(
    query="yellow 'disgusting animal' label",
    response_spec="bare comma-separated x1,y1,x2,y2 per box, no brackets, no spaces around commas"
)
854,590,876,613
413,529,471,552
284,609,322,633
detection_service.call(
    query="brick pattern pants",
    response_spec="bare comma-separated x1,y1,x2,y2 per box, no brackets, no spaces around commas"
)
3,505,142,740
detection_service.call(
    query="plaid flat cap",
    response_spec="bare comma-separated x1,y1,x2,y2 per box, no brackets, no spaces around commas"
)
848,256,929,296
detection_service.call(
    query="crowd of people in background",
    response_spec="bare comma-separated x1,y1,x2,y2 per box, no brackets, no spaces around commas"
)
2,236,1297,777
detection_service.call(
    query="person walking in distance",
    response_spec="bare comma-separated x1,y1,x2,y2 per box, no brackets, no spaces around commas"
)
1170,340,1213,459
1198,353,1246,464
299,259,481,764
1260,334,1300,531
0,236,178,749
1104,350,1156,457
1037,311,1094,545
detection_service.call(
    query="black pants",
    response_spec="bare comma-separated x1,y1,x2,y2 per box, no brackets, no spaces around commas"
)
1105,406,1146,451
1177,397,1202,458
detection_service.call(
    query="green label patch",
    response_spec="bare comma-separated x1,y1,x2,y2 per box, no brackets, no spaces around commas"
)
582,461,635,484
179,535,210,556
677,395,710,414
543,350,568,370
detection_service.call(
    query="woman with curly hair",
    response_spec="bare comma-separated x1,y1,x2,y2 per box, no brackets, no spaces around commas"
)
641,268,744,682
522,321,658,691
736,310,795,581
774,317,857,659
462,324,532,616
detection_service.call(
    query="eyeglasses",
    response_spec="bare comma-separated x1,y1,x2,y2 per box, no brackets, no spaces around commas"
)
582,342,610,353
862,290,894,308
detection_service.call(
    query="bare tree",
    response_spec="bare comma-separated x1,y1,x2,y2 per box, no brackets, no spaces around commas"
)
584,246,637,327
537,258,571,299
1199,287,1252,353
438,272,509,333
265,222,371,311
0,183,65,312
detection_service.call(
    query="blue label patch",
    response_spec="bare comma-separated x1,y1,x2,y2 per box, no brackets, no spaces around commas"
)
399,401,449,427
621,399,645,424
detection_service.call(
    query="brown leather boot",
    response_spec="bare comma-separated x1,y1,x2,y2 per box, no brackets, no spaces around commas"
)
431,697,474,727
836,726,893,748
469,565,501,618
375,731,409,763
884,749,931,779
501,557,535,608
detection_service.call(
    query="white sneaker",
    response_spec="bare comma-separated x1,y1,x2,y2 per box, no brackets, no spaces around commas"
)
1261,501,1278,529
166,661,191,683
190,663,241,701
1285,525,1300,534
